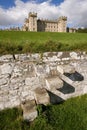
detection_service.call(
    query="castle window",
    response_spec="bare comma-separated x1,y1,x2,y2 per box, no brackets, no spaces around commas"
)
33,28,35,31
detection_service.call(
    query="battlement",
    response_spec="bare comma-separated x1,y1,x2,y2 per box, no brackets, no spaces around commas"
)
29,12,37,17
58,16,67,21
37,19,57,23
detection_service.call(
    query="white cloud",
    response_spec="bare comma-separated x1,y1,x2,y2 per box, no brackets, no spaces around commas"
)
0,0,87,28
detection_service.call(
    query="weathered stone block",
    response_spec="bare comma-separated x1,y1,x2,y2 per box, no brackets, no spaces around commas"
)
57,65,75,74
31,53,40,60
45,76,63,90
21,90,34,100
0,63,14,75
21,99,37,121
34,88,50,105
0,102,4,110
70,52,78,59
35,64,47,76
0,78,8,86
25,77,39,86
0,55,13,62
57,52,63,57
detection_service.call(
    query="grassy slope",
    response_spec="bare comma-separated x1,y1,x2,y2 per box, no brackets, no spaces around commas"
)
0,31,87,44
0,94,87,130
0,31,87,54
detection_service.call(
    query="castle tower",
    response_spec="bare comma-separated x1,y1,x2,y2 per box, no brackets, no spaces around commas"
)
58,16,67,32
28,12,37,32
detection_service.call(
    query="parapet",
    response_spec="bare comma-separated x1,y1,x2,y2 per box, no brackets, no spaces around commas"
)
37,18,57,23
29,12,37,17
58,16,67,21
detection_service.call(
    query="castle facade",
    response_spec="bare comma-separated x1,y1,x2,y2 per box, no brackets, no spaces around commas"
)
22,12,67,32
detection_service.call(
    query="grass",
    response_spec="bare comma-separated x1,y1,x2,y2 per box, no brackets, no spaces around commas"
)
0,31,87,54
0,31,87,44
30,94,87,130
0,94,87,130
0,107,30,130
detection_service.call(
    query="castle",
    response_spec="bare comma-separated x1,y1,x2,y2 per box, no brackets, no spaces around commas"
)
22,12,67,32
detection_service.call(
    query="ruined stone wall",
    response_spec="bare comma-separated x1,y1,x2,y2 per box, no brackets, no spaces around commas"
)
0,52,87,120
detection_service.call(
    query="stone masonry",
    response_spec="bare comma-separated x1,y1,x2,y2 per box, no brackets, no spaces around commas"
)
0,51,87,121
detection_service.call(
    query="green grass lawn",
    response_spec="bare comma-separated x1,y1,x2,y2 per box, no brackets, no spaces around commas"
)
0,31,87,54
31,94,87,130
0,94,87,130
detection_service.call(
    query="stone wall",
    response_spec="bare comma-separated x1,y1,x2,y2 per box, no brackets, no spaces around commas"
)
0,51,87,121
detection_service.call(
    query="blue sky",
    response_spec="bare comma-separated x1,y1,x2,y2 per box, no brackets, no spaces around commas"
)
0,0,87,28
0,0,64,9
0,0,15,8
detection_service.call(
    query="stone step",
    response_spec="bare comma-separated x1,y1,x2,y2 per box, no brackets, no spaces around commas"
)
45,76,66,101
21,99,37,121
34,87,50,105
57,72,74,85
57,65,75,74
45,76,63,90
50,89,66,100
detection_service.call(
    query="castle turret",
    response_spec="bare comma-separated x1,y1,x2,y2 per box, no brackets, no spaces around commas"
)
22,18,29,31
58,16,67,32
28,12,37,32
